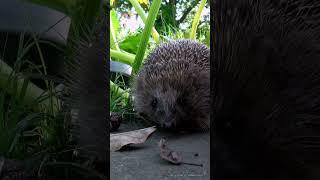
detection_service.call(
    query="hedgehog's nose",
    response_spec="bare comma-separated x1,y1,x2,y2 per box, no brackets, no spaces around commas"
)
163,121,172,128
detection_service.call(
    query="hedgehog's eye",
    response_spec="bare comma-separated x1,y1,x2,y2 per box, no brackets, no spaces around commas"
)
151,98,158,109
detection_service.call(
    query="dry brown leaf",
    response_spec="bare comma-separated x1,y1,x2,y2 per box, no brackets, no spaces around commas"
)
158,138,203,167
110,126,156,151
158,138,182,165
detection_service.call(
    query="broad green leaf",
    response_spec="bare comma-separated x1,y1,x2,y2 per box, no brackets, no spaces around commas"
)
119,32,143,54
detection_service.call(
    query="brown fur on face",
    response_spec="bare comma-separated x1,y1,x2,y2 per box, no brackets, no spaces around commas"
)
132,40,210,131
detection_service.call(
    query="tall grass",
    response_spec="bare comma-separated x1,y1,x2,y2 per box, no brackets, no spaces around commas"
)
0,32,70,177
0,23,94,180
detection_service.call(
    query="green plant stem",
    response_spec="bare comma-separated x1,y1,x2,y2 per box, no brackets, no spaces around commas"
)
190,0,207,40
110,13,120,50
110,49,135,65
128,0,160,44
132,0,162,74
110,81,129,99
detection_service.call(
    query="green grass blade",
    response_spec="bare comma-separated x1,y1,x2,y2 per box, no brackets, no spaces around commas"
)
16,32,25,69
132,0,162,74
110,9,120,50
190,0,207,40
31,33,48,85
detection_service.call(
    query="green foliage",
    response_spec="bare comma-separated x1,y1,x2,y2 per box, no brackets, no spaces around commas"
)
0,1,97,176
128,0,160,43
190,0,207,40
197,23,210,46
119,32,143,54
114,0,209,32
0,34,68,168
158,4,177,29
110,9,121,50
110,74,131,113
110,0,161,116
110,0,210,118
132,0,162,74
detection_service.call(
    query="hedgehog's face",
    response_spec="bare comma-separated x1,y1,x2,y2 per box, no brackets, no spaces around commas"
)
149,88,187,129
134,73,210,130
135,87,189,129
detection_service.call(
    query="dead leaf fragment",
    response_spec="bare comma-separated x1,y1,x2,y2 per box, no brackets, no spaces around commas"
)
158,138,182,165
158,138,203,167
110,126,156,151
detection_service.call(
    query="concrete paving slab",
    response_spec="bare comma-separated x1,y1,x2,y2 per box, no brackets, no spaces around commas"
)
111,122,210,180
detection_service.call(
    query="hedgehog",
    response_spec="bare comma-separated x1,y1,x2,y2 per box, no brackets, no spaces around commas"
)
132,39,210,131
212,0,320,180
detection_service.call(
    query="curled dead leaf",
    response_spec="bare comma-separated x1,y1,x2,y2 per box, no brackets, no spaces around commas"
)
110,126,156,151
158,138,182,165
158,138,203,167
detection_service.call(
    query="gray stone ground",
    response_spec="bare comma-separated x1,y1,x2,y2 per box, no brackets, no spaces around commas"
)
111,122,210,180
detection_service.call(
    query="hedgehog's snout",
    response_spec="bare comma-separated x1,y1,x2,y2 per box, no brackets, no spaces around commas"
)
158,105,180,129
160,119,177,129
160,114,177,129
161,121,174,128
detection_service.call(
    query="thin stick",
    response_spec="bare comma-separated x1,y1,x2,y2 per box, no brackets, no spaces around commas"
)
181,162,203,167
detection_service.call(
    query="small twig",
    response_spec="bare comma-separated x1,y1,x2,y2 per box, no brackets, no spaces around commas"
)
181,162,203,167
158,138,203,167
